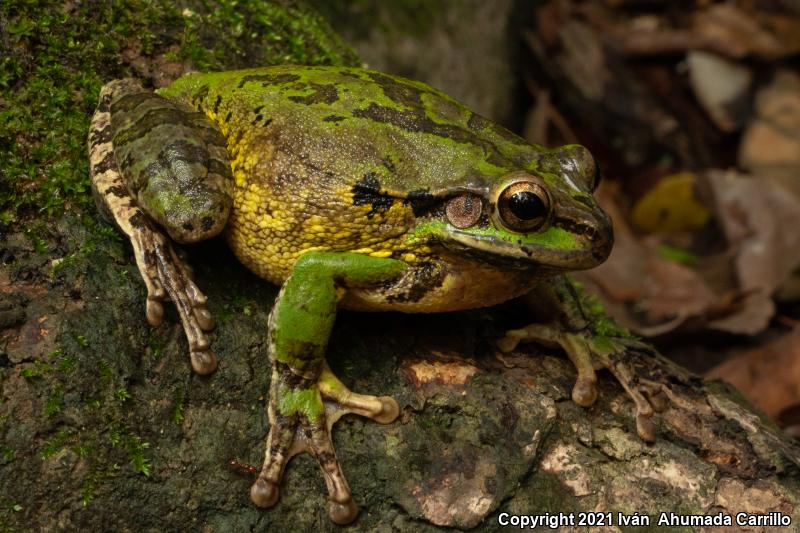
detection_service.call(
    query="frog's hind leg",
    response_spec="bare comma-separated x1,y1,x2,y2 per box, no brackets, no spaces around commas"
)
250,252,405,525
88,80,217,374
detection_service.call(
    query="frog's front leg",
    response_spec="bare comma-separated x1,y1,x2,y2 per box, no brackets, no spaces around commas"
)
498,277,667,442
250,251,405,525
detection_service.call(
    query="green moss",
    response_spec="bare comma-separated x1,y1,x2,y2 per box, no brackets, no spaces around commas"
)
0,498,23,533
40,427,73,459
43,385,63,417
171,388,185,425
81,463,120,506
107,422,151,476
23,229,49,254
114,389,132,402
569,278,638,340
19,360,54,380
0,446,14,462
0,0,357,223
73,334,89,348
123,434,151,476
146,332,164,361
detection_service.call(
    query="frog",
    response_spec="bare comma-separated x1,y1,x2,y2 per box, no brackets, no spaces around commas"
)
87,65,665,525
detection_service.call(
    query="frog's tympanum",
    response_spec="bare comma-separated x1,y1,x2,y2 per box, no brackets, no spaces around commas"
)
88,66,665,524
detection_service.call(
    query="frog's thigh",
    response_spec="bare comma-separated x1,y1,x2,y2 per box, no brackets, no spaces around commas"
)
88,81,216,375
269,251,407,377
252,252,405,525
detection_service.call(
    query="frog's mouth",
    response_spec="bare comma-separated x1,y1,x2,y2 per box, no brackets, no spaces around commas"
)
442,224,613,272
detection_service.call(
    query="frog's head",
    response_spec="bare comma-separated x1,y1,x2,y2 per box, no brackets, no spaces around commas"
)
413,145,613,272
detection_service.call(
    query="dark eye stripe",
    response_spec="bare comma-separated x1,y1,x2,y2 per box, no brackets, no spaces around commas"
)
554,217,594,237
573,195,595,209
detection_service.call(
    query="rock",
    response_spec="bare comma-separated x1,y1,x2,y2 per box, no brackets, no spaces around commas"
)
318,0,523,125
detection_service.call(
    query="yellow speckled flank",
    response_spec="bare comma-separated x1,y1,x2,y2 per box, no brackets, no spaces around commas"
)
220,116,424,284
150,66,610,312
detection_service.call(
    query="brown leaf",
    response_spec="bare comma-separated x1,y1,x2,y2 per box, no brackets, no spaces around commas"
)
706,326,800,420
707,170,800,334
739,70,800,184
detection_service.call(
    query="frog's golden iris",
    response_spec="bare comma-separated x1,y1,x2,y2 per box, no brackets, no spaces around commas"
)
496,178,551,232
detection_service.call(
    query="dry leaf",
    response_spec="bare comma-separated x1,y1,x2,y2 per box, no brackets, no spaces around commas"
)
707,170,800,334
631,172,711,233
706,326,800,420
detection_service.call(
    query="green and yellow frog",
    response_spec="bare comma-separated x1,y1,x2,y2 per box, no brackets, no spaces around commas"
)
87,66,663,524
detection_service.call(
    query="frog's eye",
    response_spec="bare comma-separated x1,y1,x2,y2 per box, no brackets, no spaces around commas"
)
497,181,550,232
446,193,482,229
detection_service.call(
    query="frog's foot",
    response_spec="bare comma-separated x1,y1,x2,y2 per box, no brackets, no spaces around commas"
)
131,227,217,374
250,364,399,525
498,324,666,442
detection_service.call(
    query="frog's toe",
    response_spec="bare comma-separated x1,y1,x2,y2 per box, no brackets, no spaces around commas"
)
500,322,666,441
373,396,400,424
646,386,669,413
636,412,656,443
190,348,217,375
604,360,657,442
132,227,218,374
255,407,360,524
317,364,400,425
497,328,526,353
193,306,215,331
329,497,359,525
145,297,165,327
571,377,598,407
250,478,280,508
313,421,359,525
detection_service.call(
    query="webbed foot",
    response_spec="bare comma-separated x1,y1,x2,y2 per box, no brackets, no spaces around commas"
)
499,324,666,442
252,363,399,525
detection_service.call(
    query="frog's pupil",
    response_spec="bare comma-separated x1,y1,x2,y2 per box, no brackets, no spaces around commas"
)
509,191,545,220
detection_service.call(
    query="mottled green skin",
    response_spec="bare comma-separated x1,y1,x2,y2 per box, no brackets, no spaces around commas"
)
98,65,615,524
109,81,233,243
160,66,555,195
158,66,612,276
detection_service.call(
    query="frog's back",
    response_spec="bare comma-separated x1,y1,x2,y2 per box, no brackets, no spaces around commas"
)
160,66,539,283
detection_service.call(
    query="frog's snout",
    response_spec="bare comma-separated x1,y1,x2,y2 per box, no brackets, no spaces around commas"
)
550,203,614,270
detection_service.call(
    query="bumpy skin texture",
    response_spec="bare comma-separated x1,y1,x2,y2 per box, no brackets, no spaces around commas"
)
88,66,663,525
158,67,613,311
